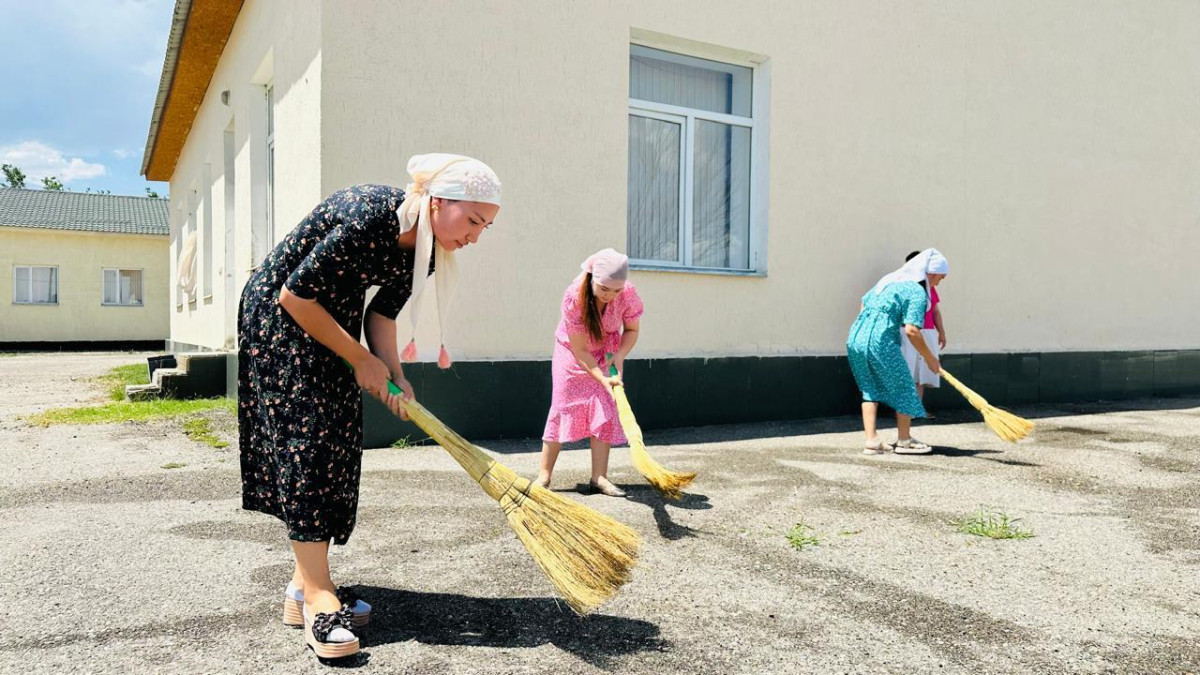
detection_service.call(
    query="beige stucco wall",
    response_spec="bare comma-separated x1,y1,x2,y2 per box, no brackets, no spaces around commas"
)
166,1,1200,359
315,0,1200,360
167,0,321,350
0,228,168,342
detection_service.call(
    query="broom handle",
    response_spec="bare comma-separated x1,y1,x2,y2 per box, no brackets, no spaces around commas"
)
341,360,515,499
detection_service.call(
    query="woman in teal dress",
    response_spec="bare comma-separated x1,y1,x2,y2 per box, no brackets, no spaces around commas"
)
847,249,949,454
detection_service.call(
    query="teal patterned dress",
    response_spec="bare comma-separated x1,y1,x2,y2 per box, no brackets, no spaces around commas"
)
846,281,929,418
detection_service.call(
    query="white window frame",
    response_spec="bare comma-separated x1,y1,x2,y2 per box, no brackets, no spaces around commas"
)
174,201,185,310
201,162,214,300
265,83,275,249
186,189,198,306
101,268,145,307
12,265,59,305
627,41,769,276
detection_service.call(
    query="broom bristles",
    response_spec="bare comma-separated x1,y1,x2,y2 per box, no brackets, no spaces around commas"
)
399,396,640,614
939,369,1034,442
612,385,696,500
501,478,640,614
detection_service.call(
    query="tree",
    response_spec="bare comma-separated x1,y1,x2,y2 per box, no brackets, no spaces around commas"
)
145,188,161,199
42,176,64,191
84,187,111,195
1,164,26,189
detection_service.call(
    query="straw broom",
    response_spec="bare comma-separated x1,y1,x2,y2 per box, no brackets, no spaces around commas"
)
366,372,639,614
939,369,1035,442
607,355,696,500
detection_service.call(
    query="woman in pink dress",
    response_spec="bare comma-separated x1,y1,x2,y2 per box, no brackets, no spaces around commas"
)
536,249,644,497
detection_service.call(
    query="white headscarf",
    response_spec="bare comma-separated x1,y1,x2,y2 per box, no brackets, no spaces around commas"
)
868,248,949,302
395,153,502,369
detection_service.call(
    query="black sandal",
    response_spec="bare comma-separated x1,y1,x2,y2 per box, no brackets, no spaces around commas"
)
304,606,360,660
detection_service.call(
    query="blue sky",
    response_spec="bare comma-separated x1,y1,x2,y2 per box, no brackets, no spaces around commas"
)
0,0,174,197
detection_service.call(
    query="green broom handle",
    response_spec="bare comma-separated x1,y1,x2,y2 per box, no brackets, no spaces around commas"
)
606,352,617,377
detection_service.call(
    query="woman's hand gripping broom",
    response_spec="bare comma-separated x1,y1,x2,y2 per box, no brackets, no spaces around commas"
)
607,354,696,500
355,365,640,614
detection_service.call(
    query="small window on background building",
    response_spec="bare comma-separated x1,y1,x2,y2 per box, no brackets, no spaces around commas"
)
628,44,760,272
102,269,143,306
13,265,58,304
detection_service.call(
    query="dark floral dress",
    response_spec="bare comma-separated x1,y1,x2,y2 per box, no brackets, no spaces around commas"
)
238,184,420,545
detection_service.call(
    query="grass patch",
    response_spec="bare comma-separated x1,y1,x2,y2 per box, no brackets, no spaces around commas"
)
955,507,1035,540
94,363,151,401
183,417,229,448
161,462,186,470
390,436,414,449
27,398,236,426
786,521,822,551
838,529,863,537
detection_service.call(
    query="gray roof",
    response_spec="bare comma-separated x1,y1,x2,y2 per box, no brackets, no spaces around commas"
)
0,187,169,236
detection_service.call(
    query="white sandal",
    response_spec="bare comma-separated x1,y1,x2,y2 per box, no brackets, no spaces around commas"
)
894,438,932,454
862,440,893,455
284,582,370,628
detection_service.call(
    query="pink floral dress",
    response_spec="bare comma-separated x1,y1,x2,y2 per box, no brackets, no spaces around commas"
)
542,281,644,445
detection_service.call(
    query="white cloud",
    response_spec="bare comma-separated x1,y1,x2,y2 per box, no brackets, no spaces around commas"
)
0,141,107,183
113,148,134,159
134,58,162,80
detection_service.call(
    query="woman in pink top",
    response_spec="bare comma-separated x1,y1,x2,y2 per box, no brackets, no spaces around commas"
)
536,249,644,497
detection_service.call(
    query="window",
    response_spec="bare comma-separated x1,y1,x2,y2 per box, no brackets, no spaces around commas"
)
201,162,214,298
265,84,275,250
184,191,198,304
174,204,185,309
13,265,58,304
102,269,143,306
628,44,760,272
250,53,275,267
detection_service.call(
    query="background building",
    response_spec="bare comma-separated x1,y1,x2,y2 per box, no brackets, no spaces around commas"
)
1,187,169,349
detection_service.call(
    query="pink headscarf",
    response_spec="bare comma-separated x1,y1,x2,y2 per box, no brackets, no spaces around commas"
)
579,248,629,287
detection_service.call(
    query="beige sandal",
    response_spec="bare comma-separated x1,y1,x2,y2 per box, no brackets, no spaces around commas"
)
304,606,360,660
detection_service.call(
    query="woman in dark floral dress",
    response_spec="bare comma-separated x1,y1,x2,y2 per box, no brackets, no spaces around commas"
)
238,154,501,660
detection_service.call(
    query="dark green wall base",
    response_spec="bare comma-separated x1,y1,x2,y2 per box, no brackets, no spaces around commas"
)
361,349,1200,448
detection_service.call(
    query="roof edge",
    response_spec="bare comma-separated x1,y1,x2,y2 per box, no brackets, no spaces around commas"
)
140,0,193,179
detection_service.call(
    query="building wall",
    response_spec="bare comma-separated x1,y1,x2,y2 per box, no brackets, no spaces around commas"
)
166,0,322,351
0,228,169,342
317,0,1200,362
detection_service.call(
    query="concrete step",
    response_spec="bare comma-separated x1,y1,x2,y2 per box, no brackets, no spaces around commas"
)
124,353,230,400
126,383,163,401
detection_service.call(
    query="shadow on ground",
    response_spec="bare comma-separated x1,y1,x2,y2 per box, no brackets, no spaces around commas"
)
619,485,712,541
342,586,664,667
928,445,1041,467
